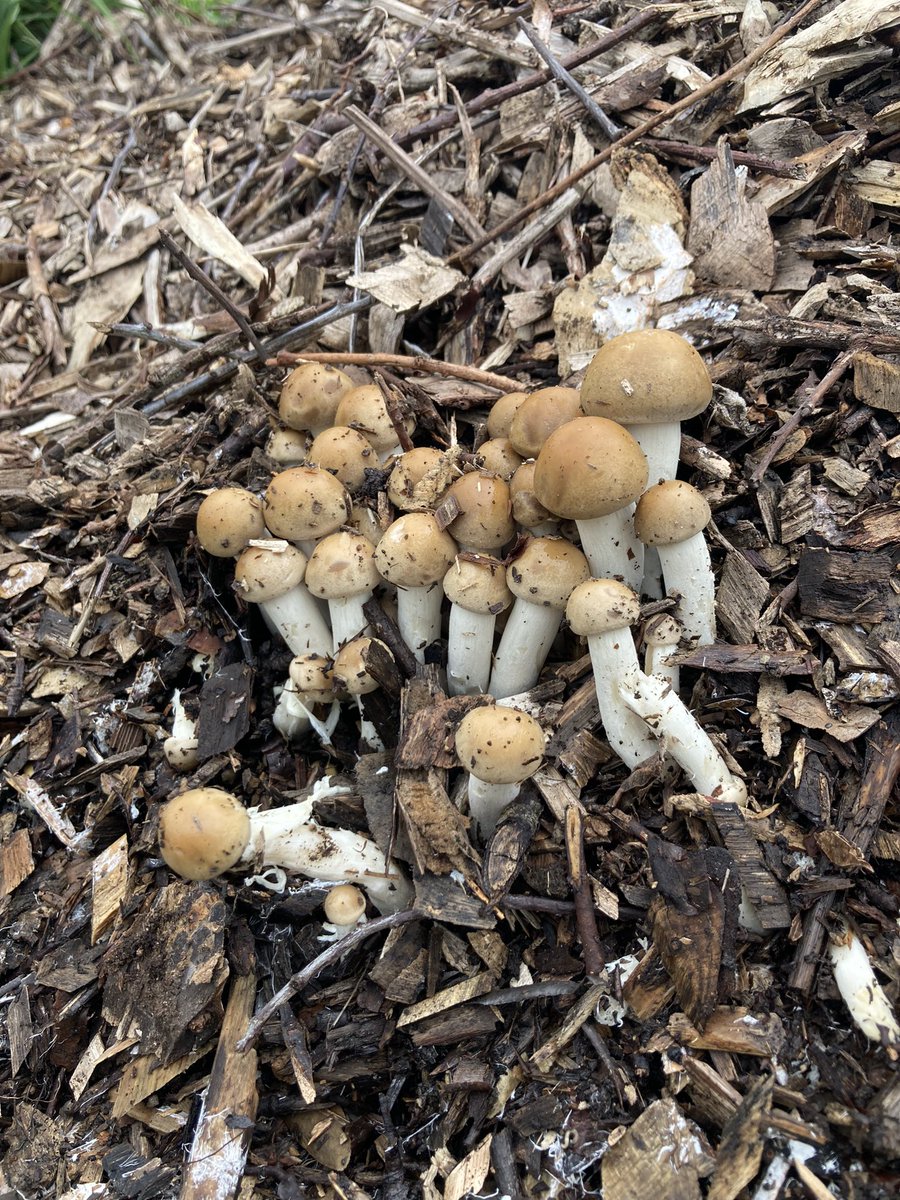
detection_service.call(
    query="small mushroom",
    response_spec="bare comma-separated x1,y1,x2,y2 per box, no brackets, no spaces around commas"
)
233,542,332,656
263,466,352,554
307,425,377,491
386,447,452,512
265,427,309,466
442,555,513,696
195,487,266,558
445,471,516,553
476,438,523,479
279,362,356,437
373,513,457,662
333,636,393,750
486,391,529,440
335,384,415,461
454,705,544,839
304,531,380,650
509,461,557,536
508,386,581,459
273,652,337,742
321,884,368,941
162,689,200,772
643,614,682,692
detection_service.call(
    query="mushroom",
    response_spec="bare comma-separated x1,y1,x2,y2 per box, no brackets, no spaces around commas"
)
195,486,266,558
476,438,523,480
333,636,393,750
508,386,581,460
828,916,900,1048
373,513,457,662
509,461,557,537
263,466,352,555
565,579,660,769
233,542,332,656
273,652,337,742
643,614,682,692
445,471,516,553
442,555,513,696
386,447,453,513
533,416,648,588
162,689,200,772
158,787,413,913
454,704,544,838
307,425,378,491
279,362,356,437
488,536,590,700
580,328,712,486
633,480,715,646
335,384,415,461
321,884,368,941
304,531,380,650
486,391,529,440
265,427,309,466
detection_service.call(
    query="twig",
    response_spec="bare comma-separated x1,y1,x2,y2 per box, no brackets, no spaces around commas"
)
271,350,519,393
99,322,205,352
25,230,66,367
159,229,266,360
565,802,606,980
639,137,808,179
87,127,138,244
450,0,826,264
750,349,854,482
516,17,621,140
236,908,423,1051
472,187,582,290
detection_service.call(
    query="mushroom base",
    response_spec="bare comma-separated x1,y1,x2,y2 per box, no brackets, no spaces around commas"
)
467,776,521,840
586,633,659,769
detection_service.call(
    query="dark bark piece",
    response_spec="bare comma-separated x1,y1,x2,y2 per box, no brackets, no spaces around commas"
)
102,1144,177,1198
673,644,813,675
368,924,427,1005
836,503,900,552
797,548,896,623
707,1074,774,1200
395,693,485,770
482,783,542,904
866,1073,900,1162
196,661,254,757
791,751,833,824
711,801,791,928
407,1003,497,1046
413,872,495,929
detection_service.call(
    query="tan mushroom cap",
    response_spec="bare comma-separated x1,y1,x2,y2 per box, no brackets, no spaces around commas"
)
289,652,335,702
509,461,552,530
335,384,415,454
279,362,355,432
508,387,582,459
374,512,457,588
265,427,309,465
454,705,544,785
348,502,382,545
308,425,377,490
304,531,379,600
566,578,641,637
264,466,351,542
580,328,712,425
387,447,449,511
486,391,529,440
446,471,516,552
234,543,307,603
159,787,250,880
196,487,266,558
506,536,590,609
533,416,648,520
333,636,392,695
633,480,711,546
323,883,367,926
476,438,523,479
443,555,513,615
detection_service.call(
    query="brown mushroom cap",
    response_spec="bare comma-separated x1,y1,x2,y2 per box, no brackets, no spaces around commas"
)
386,447,450,512
506,536,590,609
508,387,582,458
486,391,529,440
335,384,415,454
308,425,377,490
288,652,334,701
633,480,711,546
333,636,392,695
323,883,367,926
580,329,712,425
196,487,266,558
566,578,641,637
446,471,516,552
234,544,307,603
279,362,355,432
476,438,523,479
374,513,457,588
454,705,544,785
509,461,552,530
443,555,513,615
265,427,309,466
158,787,250,880
304,531,380,600
264,467,351,542
533,416,648,520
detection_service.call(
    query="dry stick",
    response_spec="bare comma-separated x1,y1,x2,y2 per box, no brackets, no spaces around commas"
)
516,17,622,140
450,0,825,265
750,348,854,482
25,230,66,367
271,349,520,393
236,908,423,1051
158,229,267,361
639,137,807,179
565,802,606,980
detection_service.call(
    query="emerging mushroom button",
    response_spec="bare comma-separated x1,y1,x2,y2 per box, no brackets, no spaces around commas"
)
455,704,544,839
159,787,251,880
279,362,355,435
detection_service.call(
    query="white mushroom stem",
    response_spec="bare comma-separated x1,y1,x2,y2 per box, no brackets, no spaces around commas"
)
489,601,562,700
240,806,413,913
447,605,496,696
576,511,644,591
467,777,521,840
258,588,333,657
617,667,746,802
163,689,200,771
355,698,385,752
656,533,716,646
829,919,900,1047
396,582,444,663
628,422,681,488
644,617,682,693
272,683,341,745
328,592,371,651
584,631,660,769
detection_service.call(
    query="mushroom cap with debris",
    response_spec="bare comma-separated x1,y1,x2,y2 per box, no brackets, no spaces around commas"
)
454,705,544,785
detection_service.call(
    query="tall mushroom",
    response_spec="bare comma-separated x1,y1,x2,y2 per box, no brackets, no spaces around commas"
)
373,513,457,662
233,543,332,656
454,705,544,838
442,555,513,696
304,531,380,650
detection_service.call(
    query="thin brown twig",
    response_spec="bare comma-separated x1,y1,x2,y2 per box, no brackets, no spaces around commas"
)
639,137,807,179
565,802,606,980
450,0,825,265
25,230,66,368
271,350,521,393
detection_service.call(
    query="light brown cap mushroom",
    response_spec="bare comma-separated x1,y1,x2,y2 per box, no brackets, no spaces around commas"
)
476,438,523,479
323,883,366,926
506,537,590,609
446,471,515,552
265,427,309,466
508,387,581,458
442,555,513,615
308,425,377,490
288,652,335,702
633,480,711,546
486,391,529,440
580,329,712,425
335,384,414,454
333,636,392,695
374,513,457,588
386,447,450,512
264,467,351,542
279,362,355,432
304,531,379,600
454,705,544,785
566,578,641,637
158,787,250,880
234,543,308,603
348,501,382,544
533,416,648,520
196,487,266,558
509,461,552,530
